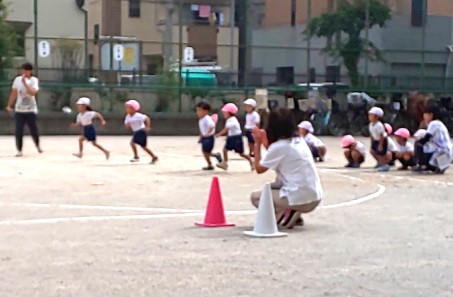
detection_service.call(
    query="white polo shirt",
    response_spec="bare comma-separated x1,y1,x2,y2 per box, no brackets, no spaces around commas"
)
12,76,39,113
369,121,387,140
245,111,260,130
199,115,215,137
387,137,398,152
304,133,325,148
125,112,147,132
76,111,97,126
355,141,367,157
395,141,414,153
225,117,242,136
260,137,324,206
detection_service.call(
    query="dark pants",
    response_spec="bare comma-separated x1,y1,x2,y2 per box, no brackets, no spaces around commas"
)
15,113,40,151
415,141,435,170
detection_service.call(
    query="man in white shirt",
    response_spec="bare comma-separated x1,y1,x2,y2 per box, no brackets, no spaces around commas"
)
6,63,42,157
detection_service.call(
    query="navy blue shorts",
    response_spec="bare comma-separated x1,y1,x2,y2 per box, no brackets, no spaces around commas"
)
310,146,320,158
225,135,244,153
201,136,215,153
372,139,388,156
133,129,148,147
83,125,96,142
245,130,255,144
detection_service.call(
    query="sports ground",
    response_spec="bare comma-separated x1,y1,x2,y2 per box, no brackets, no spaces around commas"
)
0,136,452,297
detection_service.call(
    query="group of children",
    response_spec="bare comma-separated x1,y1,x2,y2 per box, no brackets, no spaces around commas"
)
341,105,452,173
71,97,158,164
70,95,452,174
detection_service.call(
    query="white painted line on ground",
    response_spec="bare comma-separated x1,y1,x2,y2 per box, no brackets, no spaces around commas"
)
0,202,198,213
322,185,386,209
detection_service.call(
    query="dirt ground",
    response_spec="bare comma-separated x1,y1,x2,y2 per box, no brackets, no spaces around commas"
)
0,135,452,297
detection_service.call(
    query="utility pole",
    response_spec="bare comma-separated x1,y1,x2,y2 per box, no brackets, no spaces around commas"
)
178,0,183,112
306,0,312,88
420,0,427,89
364,0,370,89
229,0,235,74
34,0,38,75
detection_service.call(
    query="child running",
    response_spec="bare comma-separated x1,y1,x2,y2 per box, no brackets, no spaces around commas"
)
124,99,159,164
341,135,367,168
216,103,254,171
368,107,392,172
243,98,261,157
71,97,110,159
196,101,222,170
393,128,416,170
298,121,327,162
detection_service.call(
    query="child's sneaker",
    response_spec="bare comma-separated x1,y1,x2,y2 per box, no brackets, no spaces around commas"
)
150,157,159,164
130,157,140,163
202,165,215,171
15,151,23,157
37,147,43,153
377,164,390,172
216,161,228,170
350,163,360,168
215,153,223,163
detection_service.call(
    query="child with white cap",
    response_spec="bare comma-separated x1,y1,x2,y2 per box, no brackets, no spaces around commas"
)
368,107,392,171
393,128,416,170
298,121,326,161
341,135,367,168
124,99,159,164
243,98,261,157
216,103,254,170
71,97,110,159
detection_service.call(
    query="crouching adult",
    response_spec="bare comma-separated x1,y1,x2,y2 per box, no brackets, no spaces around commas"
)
250,108,324,229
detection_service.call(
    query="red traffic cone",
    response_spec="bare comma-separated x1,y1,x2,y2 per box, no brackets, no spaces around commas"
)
195,176,235,227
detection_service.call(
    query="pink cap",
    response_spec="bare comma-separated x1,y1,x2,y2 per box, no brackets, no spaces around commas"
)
221,103,239,114
384,123,393,135
394,128,410,139
341,135,355,148
125,99,140,111
211,113,219,124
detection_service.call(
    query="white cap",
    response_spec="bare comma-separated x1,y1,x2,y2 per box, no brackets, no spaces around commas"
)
414,129,427,139
298,121,314,133
76,97,91,105
243,98,257,107
368,107,384,117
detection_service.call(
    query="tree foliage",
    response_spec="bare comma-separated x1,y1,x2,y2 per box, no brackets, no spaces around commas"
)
306,0,391,87
0,1,18,80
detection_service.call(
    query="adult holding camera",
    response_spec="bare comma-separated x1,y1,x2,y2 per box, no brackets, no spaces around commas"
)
6,63,42,157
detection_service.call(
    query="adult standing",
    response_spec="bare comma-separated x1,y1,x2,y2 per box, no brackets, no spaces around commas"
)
6,63,42,157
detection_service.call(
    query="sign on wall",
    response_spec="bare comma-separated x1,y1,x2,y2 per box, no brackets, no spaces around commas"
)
38,41,51,58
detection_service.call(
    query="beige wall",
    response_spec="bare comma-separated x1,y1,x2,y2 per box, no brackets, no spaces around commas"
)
6,0,86,68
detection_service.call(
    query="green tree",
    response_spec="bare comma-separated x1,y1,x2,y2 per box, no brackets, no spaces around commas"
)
0,2,18,107
306,0,391,87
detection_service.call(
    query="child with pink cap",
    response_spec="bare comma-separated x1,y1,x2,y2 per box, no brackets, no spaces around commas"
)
124,99,159,164
341,135,367,168
393,128,416,170
298,121,326,162
216,103,254,170
385,123,398,166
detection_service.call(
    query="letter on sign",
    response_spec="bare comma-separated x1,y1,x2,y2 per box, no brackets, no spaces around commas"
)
38,41,51,58
113,44,124,61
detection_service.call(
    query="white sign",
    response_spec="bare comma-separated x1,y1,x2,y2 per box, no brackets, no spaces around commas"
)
38,41,51,58
113,44,124,61
183,47,194,63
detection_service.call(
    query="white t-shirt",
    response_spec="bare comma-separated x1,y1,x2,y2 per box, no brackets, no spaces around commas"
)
225,117,242,136
395,140,414,153
387,137,398,152
425,120,453,157
260,137,324,206
355,141,367,157
125,112,147,132
12,76,39,113
304,133,325,148
369,121,387,140
76,111,97,126
199,115,215,137
245,111,260,130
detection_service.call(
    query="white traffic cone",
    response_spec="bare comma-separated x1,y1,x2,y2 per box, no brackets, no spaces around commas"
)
244,183,288,238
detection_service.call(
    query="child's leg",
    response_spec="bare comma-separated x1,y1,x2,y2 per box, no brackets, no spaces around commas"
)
223,147,229,164
239,152,252,162
73,136,86,158
344,150,353,163
130,140,139,158
318,146,327,160
92,141,110,159
142,146,158,163
203,152,213,166
351,150,362,164
248,142,255,156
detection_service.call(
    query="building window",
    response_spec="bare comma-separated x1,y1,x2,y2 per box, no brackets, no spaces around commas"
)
129,0,141,18
411,0,427,27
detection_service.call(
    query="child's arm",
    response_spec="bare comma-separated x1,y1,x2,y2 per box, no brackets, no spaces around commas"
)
95,112,107,125
216,127,228,137
70,122,80,128
144,116,151,131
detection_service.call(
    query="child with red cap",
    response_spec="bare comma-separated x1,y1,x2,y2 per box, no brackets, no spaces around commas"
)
341,135,367,168
124,99,159,164
216,103,254,171
393,128,416,170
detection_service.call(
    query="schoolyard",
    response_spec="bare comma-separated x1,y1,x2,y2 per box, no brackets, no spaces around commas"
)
0,136,452,297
